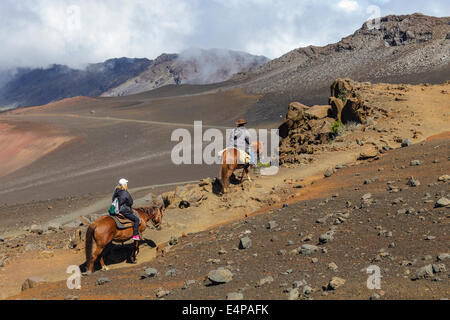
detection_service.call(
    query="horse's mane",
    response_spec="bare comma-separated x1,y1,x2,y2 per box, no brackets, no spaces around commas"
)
135,206,160,216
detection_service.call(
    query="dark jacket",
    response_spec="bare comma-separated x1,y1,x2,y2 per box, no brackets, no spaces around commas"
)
112,188,134,215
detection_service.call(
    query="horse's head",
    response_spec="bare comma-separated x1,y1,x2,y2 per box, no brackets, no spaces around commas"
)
139,205,164,230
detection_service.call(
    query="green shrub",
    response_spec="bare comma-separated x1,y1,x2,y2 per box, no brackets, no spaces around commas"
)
331,120,346,137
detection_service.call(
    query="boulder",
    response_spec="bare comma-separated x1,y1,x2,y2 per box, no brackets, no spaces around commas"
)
435,197,450,208
21,277,47,291
304,105,331,120
208,268,233,284
299,244,320,255
287,102,309,121
330,78,355,100
328,97,345,121
239,237,252,249
358,146,379,160
327,277,345,290
227,292,244,300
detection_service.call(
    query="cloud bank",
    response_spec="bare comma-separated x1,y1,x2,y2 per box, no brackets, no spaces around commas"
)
0,0,449,70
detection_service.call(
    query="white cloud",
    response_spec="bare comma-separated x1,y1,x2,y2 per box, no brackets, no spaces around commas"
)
0,0,449,70
336,0,360,12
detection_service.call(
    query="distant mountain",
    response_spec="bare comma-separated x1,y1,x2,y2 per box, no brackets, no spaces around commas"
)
228,13,450,122
0,58,152,109
102,48,270,97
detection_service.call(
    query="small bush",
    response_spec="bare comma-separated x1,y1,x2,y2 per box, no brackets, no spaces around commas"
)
331,120,346,137
257,162,271,168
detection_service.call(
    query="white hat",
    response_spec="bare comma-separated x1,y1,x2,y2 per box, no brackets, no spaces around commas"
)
119,178,128,186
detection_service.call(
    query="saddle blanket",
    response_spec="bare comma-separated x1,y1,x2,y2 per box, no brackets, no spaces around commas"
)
109,211,141,230
218,148,251,164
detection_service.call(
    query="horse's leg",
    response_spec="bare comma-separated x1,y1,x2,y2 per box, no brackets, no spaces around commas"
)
130,240,140,264
99,256,109,271
224,167,234,193
89,245,104,272
240,166,247,183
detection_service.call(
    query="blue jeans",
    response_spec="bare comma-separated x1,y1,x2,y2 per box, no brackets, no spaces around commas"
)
122,212,140,237
249,148,256,165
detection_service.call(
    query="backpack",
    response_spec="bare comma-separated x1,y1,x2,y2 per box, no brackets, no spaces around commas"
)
109,198,120,215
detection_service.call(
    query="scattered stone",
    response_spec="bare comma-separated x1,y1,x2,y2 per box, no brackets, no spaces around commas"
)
327,277,345,290
401,139,412,147
407,177,420,187
410,160,421,166
302,285,313,295
319,231,335,244
227,292,244,300
324,168,334,178
155,288,170,298
435,197,450,208
362,193,372,200
141,267,158,279
96,277,110,285
239,237,252,249
180,280,196,290
21,277,47,291
292,280,307,288
328,262,338,271
438,175,450,182
359,147,379,160
437,253,450,261
413,265,434,280
165,269,177,277
208,268,233,284
432,264,446,274
47,222,62,231
370,293,381,300
287,288,299,300
257,276,274,287
299,244,320,255
30,225,45,235
267,221,278,230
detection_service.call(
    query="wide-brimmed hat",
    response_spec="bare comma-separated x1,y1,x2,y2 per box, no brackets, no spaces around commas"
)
236,118,247,125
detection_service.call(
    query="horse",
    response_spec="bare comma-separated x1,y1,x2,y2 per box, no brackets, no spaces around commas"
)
84,205,164,274
220,142,263,193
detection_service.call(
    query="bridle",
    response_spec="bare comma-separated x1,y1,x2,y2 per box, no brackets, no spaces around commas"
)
137,207,162,229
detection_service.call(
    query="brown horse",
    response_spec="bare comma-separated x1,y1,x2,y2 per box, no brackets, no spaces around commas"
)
220,142,262,193
84,206,164,274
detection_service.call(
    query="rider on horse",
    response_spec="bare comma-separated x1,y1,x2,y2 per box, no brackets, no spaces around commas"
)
227,119,256,167
112,178,140,241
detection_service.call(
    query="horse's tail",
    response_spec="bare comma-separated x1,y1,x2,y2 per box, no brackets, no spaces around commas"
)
85,222,97,266
220,152,229,192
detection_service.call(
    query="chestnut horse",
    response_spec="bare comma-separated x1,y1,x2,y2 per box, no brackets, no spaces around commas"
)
220,142,263,193
85,206,164,274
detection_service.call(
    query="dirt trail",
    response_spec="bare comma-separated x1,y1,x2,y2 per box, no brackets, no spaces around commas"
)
1,81,449,299
0,147,362,299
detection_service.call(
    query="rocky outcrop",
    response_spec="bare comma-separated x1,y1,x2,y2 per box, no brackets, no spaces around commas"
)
279,78,380,165
162,178,220,209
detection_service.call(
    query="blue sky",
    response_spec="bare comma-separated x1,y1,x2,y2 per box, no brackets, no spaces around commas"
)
0,0,449,69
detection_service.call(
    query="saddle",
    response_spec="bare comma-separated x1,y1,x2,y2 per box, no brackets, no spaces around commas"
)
110,210,141,230
218,148,251,164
